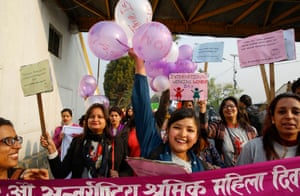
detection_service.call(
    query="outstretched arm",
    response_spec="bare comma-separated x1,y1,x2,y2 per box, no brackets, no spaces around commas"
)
129,49,162,157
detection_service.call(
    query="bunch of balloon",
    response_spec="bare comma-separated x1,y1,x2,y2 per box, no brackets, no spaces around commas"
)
115,0,172,93
87,0,196,93
144,43,197,93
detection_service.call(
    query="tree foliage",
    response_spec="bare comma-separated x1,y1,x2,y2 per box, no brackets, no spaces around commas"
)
207,77,243,110
103,56,135,108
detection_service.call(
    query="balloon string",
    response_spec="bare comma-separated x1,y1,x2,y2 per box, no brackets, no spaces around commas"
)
116,39,130,50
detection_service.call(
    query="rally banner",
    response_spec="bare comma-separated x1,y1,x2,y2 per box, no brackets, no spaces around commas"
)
1,156,300,195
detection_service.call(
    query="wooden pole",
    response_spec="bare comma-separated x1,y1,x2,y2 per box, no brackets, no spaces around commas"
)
259,64,271,103
204,62,208,73
269,63,275,101
37,93,46,136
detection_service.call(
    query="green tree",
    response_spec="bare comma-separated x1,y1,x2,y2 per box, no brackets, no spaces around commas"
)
207,77,243,110
103,56,135,108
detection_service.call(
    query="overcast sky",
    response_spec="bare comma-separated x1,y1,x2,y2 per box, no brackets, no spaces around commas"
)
84,33,300,104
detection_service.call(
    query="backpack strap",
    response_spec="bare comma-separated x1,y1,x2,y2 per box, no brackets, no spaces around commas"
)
10,168,25,180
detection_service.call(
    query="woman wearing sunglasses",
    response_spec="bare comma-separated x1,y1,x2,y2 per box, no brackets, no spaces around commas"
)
0,117,49,179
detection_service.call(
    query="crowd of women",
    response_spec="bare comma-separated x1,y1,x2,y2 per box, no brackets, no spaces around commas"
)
1,49,299,180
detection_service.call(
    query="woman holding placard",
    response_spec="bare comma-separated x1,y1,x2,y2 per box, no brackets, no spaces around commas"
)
198,97,257,167
40,103,132,178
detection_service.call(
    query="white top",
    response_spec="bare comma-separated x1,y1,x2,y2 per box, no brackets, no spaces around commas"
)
223,126,250,166
237,137,298,165
171,152,192,173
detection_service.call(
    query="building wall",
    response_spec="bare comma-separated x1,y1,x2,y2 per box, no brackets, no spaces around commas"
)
0,0,87,159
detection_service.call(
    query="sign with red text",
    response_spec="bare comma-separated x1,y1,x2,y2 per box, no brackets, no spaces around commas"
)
1,157,300,195
237,29,292,67
169,73,208,101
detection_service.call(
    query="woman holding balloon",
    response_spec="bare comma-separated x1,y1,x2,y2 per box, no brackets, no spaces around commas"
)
129,49,206,173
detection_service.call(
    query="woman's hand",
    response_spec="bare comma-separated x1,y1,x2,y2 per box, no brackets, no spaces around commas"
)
21,168,49,180
128,48,146,75
40,131,57,154
198,100,207,114
110,169,119,178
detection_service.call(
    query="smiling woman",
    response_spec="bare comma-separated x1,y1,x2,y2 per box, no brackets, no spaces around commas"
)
40,103,135,178
0,117,49,180
237,93,300,165
129,48,206,173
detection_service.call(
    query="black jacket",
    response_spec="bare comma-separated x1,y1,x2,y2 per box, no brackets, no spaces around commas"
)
48,134,132,178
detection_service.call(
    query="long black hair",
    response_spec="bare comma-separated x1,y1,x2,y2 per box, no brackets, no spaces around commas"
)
218,96,250,130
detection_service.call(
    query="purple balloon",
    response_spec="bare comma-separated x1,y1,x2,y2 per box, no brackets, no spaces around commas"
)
178,44,193,61
88,21,129,60
172,59,197,73
79,75,97,98
85,95,110,110
132,22,172,62
145,60,173,78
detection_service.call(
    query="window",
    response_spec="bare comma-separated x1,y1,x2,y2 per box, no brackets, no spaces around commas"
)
48,25,62,57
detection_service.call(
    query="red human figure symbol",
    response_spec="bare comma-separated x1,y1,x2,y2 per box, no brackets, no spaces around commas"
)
174,87,184,100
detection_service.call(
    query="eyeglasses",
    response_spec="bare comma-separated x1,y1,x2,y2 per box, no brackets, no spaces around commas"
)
0,136,23,146
223,105,236,109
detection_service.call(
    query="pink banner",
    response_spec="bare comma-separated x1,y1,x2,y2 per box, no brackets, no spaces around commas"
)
169,73,208,101
1,157,300,195
237,30,287,67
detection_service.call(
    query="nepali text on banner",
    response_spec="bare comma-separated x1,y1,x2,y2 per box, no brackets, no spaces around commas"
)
1,156,300,196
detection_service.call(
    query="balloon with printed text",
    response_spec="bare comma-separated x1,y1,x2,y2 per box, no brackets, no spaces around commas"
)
88,21,129,60
114,0,153,46
132,22,172,62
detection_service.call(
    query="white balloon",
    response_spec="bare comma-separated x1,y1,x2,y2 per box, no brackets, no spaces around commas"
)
114,0,153,45
152,75,170,92
84,95,110,111
164,42,179,62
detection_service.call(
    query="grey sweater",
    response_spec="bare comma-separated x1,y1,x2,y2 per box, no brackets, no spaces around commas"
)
237,137,298,165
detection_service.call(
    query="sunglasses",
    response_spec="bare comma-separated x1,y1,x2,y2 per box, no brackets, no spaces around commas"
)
0,136,23,146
